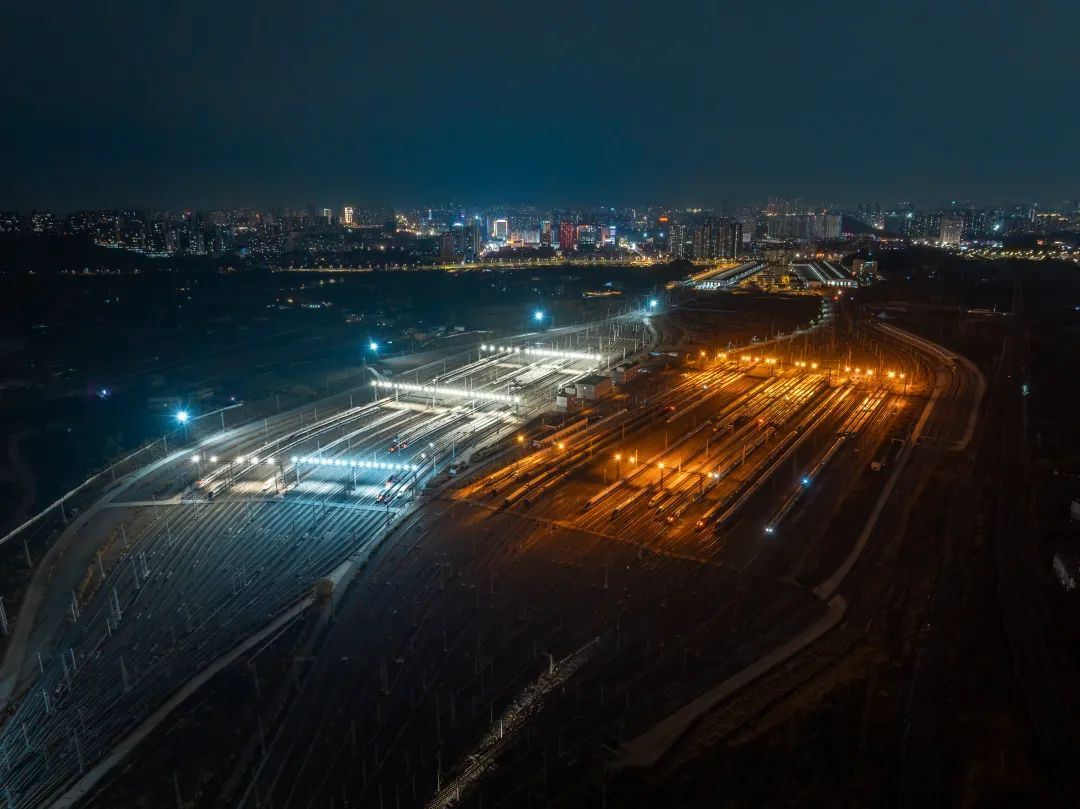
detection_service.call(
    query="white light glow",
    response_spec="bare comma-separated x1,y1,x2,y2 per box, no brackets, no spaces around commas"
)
295,455,419,472
372,379,518,405
480,345,601,363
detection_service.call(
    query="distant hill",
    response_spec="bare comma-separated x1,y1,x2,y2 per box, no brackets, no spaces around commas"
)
0,235,221,273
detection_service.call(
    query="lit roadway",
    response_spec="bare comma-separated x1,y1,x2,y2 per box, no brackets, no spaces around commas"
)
0,313,648,807
277,256,660,274
277,256,746,275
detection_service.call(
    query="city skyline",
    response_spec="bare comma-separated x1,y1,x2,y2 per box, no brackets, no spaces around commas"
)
7,196,1078,275
1,195,1076,217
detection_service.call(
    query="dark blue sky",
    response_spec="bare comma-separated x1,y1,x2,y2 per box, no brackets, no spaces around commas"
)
2,0,1076,210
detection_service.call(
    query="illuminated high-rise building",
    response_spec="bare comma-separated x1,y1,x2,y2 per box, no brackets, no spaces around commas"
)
558,221,576,252
343,206,355,226
668,222,688,258
766,213,840,241
439,231,457,262
908,210,940,240
939,215,963,245
690,217,713,260
576,224,598,247
691,217,742,259
445,222,482,262
468,223,482,259
719,220,742,258
492,218,508,240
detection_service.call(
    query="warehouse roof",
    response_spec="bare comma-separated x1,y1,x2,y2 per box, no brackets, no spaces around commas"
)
578,374,610,385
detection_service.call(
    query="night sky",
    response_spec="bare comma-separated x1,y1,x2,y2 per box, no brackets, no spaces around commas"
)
2,0,1076,210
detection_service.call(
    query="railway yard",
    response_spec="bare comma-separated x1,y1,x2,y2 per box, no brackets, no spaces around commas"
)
0,288,984,808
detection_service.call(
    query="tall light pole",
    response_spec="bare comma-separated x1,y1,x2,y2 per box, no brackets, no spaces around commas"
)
265,457,280,493
175,409,190,442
